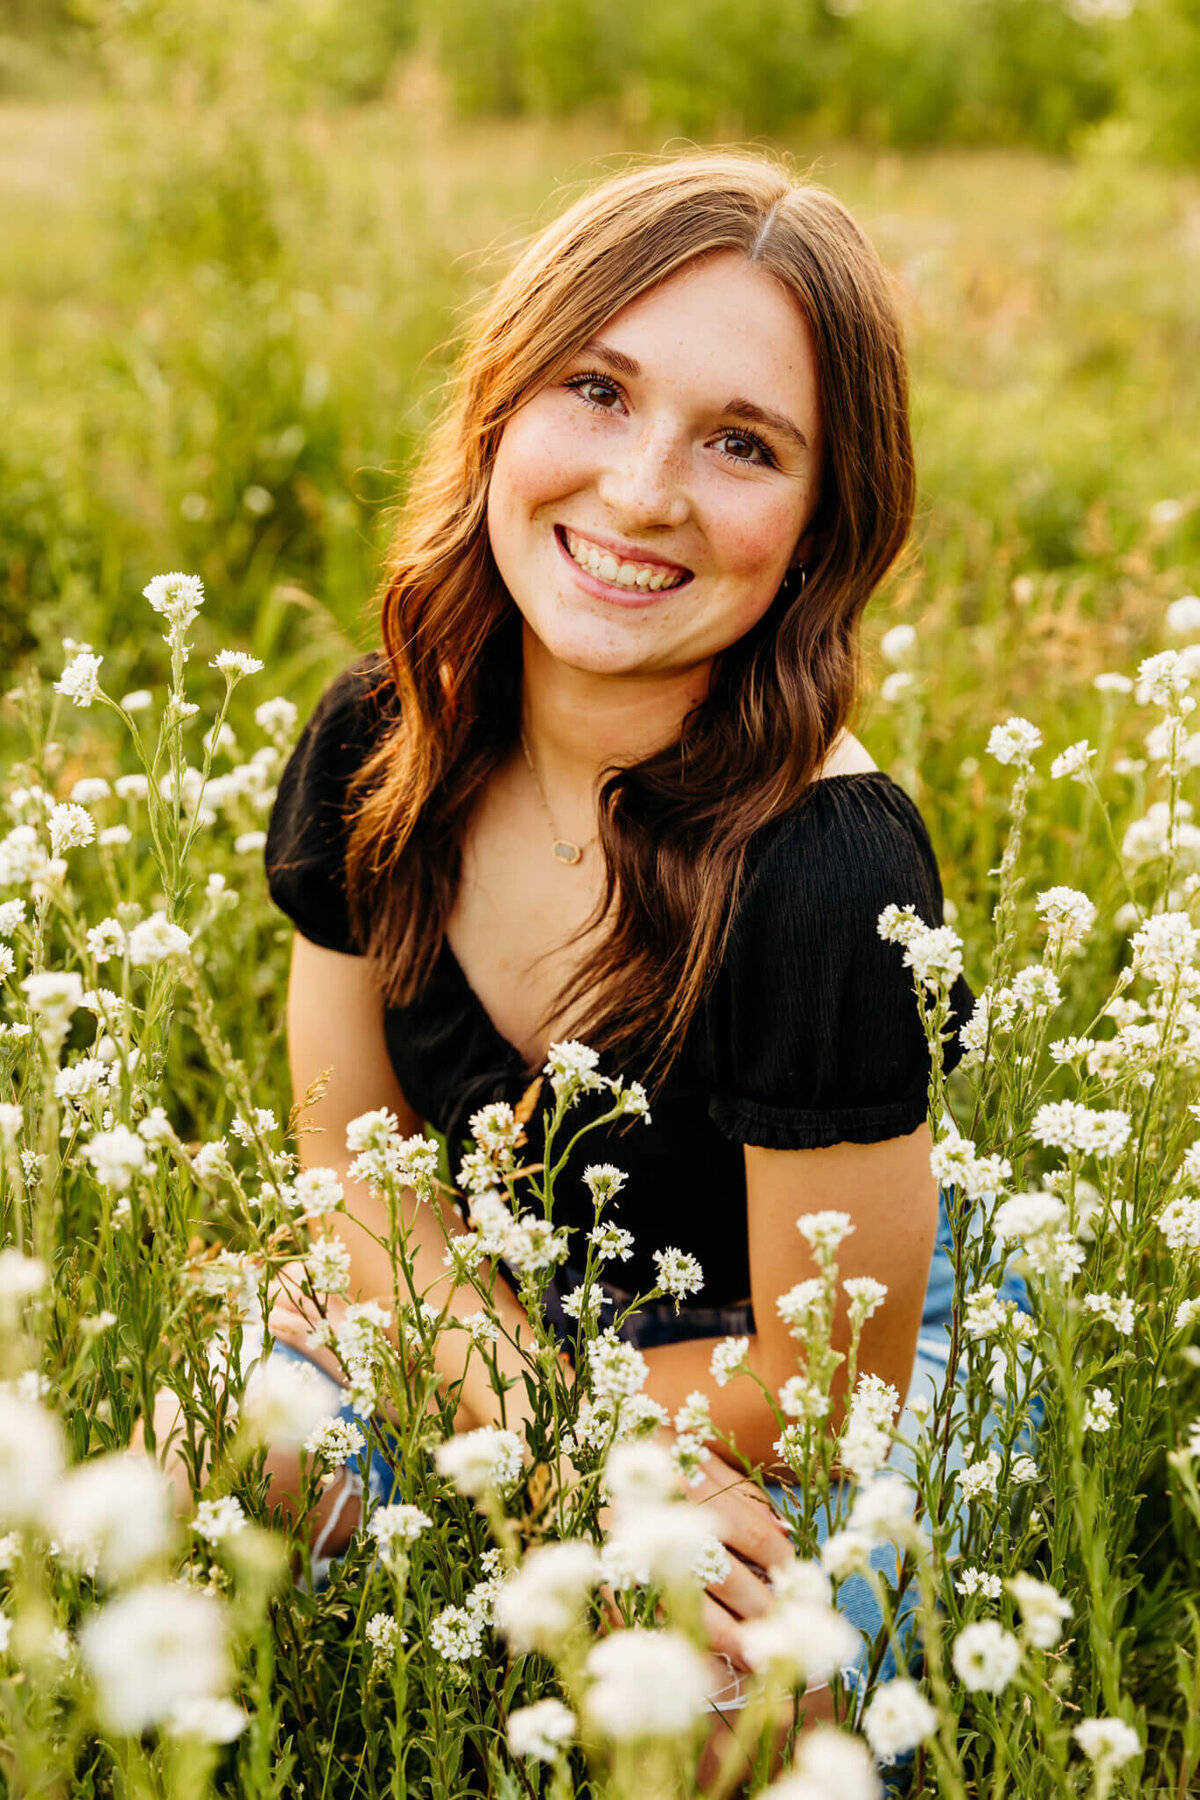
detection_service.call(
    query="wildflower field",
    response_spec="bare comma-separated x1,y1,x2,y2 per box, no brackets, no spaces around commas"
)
3,36,1200,1800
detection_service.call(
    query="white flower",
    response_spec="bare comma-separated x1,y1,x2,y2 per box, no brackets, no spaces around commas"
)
21,970,85,1033
79,1581,230,1736
0,899,26,937
255,696,298,738
127,913,192,966
588,1331,650,1406
368,1502,432,1568
239,1356,338,1450
951,1620,1022,1693
848,1475,917,1544
211,651,264,678
601,1499,721,1593
993,1191,1065,1244
582,1627,712,1741
560,1283,611,1325
776,1278,825,1335
903,925,964,991
1011,1456,1039,1484
230,1108,277,1145
143,571,206,632
1037,885,1097,948
779,1377,831,1421
651,1246,704,1302
843,1275,888,1323
877,902,927,946
1159,1194,1200,1252
955,1566,1003,1599
839,1374,899,1483
494,1541,600,1654
364,1611,402,1671
956,1450,1002,1502
987,717,1042,767
861,1678,938,1760
83,1124,148,1192
429,1600,489,1662
1011,964,1062,1016
433,1427,524,1500
49,1453,173,1582
0,1250,46,1307
345,1107,400,1153
797,1210,854,1258
193,1496,247,1545
588,1220,634,1262
1083,1292,1135,1336
1136,649,1191,707
1050,740,1096,782
880,623,917,664
1094,671,1134,695
1167,595,1200,636
1082,1387,1117,1433
785,1727,881,1800
820,1528,874,1581
1131,911,1199,984
165,1695,247,1743
55,650,104,707
507,1697,576,1763
880,671,915,704
1007,1573,1072,1649
304,1418,365,1469
741,1591,861,1687
583,1162,627,1205
305,1238,352,1297
710,1336,750,1387
47,802,95,855
1073,1717,1141,1767
544,1040,605,1104
603,1440,677,1509
0,1392,65,1525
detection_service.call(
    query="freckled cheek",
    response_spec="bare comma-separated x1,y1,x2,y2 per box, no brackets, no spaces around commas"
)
492,411,592,517
708,497,801,589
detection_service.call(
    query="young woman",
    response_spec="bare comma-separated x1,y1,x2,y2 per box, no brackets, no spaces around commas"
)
260,150,993,1747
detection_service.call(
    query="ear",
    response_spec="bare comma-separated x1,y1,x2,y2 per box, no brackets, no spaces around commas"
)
789,527,819,569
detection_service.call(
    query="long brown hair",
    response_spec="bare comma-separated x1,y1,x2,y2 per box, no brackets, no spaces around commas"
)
343,149,916,1097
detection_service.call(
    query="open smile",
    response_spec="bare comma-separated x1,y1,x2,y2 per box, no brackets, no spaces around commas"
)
554,524,694,603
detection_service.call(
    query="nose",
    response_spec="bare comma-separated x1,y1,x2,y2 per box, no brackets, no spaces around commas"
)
594,424,691,532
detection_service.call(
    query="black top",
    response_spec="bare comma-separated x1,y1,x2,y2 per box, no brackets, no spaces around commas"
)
264,654,975,1307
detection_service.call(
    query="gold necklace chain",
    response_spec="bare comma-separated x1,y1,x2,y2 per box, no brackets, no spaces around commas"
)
519,728,598,867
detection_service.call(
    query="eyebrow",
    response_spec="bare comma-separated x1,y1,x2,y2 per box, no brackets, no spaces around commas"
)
575,336,812,455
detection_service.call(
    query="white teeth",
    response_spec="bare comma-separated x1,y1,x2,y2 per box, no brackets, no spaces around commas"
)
564,529,685,592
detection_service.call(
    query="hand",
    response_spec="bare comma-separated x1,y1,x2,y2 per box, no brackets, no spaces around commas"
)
594,1424,795,1671
264,1259,352,1385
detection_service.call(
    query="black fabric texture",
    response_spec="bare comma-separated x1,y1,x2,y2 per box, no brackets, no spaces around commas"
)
265,653,976,1307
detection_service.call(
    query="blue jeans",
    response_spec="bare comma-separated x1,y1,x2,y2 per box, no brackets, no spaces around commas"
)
266,1179,1035,1755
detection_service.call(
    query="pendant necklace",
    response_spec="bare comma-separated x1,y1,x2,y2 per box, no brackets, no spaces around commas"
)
519,728,597,867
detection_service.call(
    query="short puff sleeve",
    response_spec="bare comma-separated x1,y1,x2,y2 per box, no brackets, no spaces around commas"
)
263,651,396,954
705,775,975,1150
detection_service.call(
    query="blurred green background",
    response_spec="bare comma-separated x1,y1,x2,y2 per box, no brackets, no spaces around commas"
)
1,0,1197,851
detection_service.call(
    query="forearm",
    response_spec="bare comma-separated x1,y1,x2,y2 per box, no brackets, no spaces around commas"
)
314,1162,563,1444
639,1332,795,1475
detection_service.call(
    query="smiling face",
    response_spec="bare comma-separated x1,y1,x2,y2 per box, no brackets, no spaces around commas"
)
485,250,824,686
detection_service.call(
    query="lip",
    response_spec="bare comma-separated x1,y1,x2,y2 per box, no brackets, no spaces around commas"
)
553,524,694,607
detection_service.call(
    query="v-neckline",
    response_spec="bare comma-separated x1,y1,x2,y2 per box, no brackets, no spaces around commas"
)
438,933,549,1082
436,770,895,1081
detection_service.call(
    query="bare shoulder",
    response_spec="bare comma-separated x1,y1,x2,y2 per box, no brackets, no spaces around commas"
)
818,730,879,779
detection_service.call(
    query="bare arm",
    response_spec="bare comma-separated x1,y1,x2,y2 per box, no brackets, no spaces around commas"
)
628,1125,938,1471
281,933,563,1441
